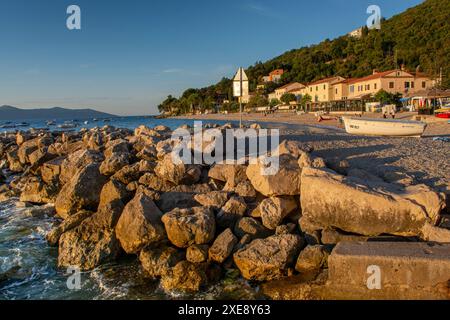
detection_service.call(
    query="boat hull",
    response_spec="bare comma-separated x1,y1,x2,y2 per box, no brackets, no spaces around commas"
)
343,117,427,137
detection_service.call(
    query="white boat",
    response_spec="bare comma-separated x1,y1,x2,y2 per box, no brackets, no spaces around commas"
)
342,117,427,137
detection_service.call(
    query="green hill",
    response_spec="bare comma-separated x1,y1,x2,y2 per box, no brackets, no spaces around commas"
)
159,0,450,114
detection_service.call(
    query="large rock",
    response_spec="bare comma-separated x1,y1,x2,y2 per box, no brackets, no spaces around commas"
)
233,234,304,281
112,163,141,185
216,196,247,228
259,196,298,230
139,244,185,279
46,210,92,246
154,154,201,185
295,245,330,274
99,152,130,176
160,261,208,293
234,217,272,240
186,244,209,263
115,192,166,254
208,164,248,188
20,178,58,204
161,207,216,248
139,173,175,192
300,167,448,241
60,150,104,185
41,157,65,184
55,164,107,219
194,191,230,209
157,192,199,213
98,179,130,213
57,214,121,270
246,154,301,197
209,229,238,264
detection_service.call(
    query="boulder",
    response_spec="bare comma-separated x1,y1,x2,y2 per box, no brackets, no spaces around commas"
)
154,154,201,185
20,178,58,204
98,179,130,212
193,191,230,209
300,167,447,241
99,152,130,176
57,215,121,271
259,196,298,230
232,181,257,198
139,244,185,279
246,154,301,197
46,210,92,246
274,140,313,159
55,164,107,219
41,157,65,184
295,245,330,274
209,228,238,264
111,163,141,185
60,149,104,185
208,164,248,188
115,192,166,254
216,196,247,228
233,234,304,281
161,207,216,248
186,244,209,263
160,261,208,293
234,217,272,240
139,173,175,192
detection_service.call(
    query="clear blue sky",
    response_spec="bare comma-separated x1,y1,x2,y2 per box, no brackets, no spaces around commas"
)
0,0,423,115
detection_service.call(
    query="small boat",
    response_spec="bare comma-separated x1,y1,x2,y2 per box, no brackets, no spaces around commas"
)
342,117,427,137
46,120,56,126
84,121,89,125
436,113,450,119
58,121,78,129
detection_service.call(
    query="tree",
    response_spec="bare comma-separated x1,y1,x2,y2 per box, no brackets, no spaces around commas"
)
374,89,401,106
298,94,312,110
247,94,268,109
270,99,280,108
280,93,297,105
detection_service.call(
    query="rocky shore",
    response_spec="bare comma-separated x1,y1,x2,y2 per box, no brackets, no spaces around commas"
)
1,123,449,299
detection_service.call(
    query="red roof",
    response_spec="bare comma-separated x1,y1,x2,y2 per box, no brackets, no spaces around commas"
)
269,69,284,76
308,76,345,86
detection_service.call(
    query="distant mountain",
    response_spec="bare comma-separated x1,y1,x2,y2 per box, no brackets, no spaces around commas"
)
0,106,117,121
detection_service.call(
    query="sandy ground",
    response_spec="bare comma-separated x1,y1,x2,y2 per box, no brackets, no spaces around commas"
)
174,112,450,193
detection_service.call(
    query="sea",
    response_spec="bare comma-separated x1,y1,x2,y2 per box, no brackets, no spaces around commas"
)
0,116,260,300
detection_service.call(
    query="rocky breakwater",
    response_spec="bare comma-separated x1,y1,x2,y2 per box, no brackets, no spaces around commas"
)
0,123,449,298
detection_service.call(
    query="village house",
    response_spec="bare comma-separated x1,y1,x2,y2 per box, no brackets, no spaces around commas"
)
305,76,346,102
262,69,284,83
347,69,434,100
268,82,305,101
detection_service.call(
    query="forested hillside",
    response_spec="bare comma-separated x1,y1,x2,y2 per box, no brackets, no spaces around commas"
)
158,0,449,114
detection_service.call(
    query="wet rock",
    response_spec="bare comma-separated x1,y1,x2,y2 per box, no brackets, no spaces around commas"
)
139,244,185,279
259,196,298,230
209,229,238,264
234,217,272,240
186,244,209,263
46,210,92,246
115,192,166,254
233,234,304,281
24,204,56,218
162,207,216,248
55,164,107,219
246,154,301,197
160,261,208,293
58,216,121,271
19,178,58,204
300,167,447,241
216,196,247,228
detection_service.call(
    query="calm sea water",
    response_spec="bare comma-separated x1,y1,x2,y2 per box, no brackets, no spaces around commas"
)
0,116,259,300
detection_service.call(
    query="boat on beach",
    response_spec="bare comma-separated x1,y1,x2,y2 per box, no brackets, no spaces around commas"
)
342,117,427,137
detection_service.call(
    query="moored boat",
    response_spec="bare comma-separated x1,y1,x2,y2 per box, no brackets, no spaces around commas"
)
342,117,427,137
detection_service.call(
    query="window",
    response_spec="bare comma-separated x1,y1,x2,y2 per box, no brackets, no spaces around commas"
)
389,82,394,89
310,87,312,92
422,81,426,88
374,83,377,90
405,82,410,89
350,85,354,93
335,88,338,94
323,85,326,90
368,84,371,90
316,86,318,91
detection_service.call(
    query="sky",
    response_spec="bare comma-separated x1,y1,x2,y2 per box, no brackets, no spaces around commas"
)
0,0,424,116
